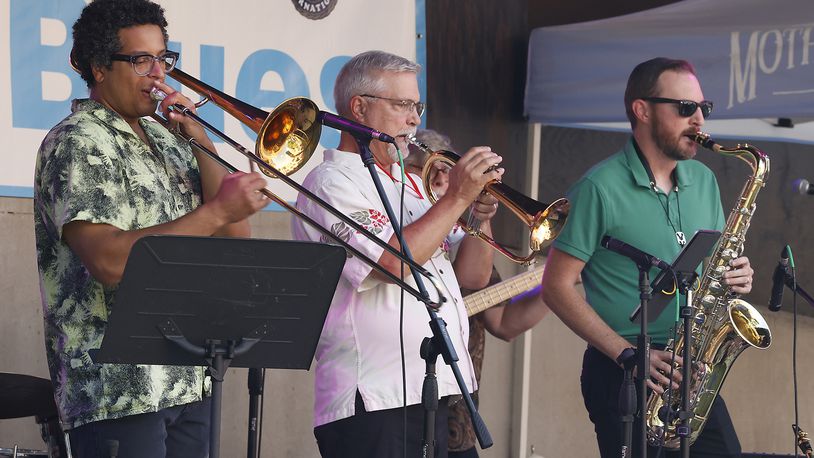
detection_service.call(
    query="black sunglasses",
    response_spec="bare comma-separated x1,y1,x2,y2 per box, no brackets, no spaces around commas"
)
642,97,713,119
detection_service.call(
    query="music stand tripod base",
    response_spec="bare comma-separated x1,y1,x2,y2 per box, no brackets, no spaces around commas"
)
93,235,346,458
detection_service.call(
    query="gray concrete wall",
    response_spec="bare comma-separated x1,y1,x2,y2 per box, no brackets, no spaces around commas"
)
1,197,811,457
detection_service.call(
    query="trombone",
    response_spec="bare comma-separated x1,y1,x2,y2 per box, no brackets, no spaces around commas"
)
408,138,570,265
148,67,448,308
69,55,417,291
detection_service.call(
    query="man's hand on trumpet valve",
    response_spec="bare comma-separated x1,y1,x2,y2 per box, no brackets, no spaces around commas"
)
446,146,504,206
470,192,500,223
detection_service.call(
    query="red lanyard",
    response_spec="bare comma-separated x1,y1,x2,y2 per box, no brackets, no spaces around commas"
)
375,163,424,200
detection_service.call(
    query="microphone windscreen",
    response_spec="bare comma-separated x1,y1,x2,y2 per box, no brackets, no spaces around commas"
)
792,178,809,195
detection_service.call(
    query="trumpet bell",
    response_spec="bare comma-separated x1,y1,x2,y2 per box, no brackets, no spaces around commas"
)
530,197,570,251
256,98,321,176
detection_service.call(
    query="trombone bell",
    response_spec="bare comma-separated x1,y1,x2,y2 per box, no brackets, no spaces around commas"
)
257,99,321,176
167,68,321,178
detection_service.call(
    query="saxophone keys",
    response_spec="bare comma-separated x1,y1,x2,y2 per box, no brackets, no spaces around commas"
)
693,361,709,379
713,265,728,279
648,427,666,446
709,280,725,294
701,295,717,307
721,248,739,261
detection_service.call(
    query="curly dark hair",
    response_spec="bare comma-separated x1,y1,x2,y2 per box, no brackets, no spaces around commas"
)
624,57,696,128
71,0,169,87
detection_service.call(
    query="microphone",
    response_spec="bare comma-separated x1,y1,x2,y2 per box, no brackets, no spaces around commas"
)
600,235,671,270
792,178,814,195
768,246,790,311
317,111,396,144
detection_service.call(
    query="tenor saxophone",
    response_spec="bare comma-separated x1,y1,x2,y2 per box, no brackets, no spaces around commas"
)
644,132,773,448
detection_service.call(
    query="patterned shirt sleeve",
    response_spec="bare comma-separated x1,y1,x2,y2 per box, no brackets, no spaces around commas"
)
43,125,134,238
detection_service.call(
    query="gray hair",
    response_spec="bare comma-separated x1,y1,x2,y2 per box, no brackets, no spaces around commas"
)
404,129,453,172
334,50,420,117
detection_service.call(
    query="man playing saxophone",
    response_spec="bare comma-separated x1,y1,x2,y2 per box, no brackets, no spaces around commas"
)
541,57,752,457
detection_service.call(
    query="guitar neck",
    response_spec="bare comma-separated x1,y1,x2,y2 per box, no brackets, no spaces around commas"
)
464,266,545,317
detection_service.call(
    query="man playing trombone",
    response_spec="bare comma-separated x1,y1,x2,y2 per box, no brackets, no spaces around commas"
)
34,1,267,456
292,50,502,458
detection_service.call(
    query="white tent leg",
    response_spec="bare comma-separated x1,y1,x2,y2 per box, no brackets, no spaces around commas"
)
509,122,543,458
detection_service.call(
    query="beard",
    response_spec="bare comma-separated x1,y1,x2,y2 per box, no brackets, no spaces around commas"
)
386,131,416,163
650,113,697,161
386,142,408,163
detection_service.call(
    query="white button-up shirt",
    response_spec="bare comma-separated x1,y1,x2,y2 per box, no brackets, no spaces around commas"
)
292,148,477,427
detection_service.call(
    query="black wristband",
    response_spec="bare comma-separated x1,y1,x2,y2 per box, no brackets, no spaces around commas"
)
615,347,636,367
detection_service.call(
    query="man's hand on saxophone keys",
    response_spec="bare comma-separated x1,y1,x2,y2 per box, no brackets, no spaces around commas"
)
646,349,683,394
723,256,754,294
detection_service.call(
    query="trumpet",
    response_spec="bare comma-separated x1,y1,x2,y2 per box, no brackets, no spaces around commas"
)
408,137,570,264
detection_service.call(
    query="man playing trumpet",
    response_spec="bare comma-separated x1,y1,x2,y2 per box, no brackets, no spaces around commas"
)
406,129,551,458
292,50,501,458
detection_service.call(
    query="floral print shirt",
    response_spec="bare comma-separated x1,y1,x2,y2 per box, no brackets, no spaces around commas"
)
292,148,475,427
34,99,207,428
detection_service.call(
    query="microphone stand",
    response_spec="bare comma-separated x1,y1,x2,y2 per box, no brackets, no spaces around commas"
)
353,137,492,457
246,368,264,458
783,271,814,308
674,272,698,458
625,259,654,458
636,267,696,458
628,265,695,458
618,348,637,458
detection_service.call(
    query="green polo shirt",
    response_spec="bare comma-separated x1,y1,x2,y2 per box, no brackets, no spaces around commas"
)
552,138,725,344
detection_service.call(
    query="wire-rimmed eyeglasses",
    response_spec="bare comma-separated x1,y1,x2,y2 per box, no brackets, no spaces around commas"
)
360,94,425,117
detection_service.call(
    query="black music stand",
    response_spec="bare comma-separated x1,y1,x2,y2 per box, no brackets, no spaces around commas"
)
92,235,345,458
629,229,720,457
630,230,721,325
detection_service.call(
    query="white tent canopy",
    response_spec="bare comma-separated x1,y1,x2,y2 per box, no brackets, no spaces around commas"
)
524,0,814,144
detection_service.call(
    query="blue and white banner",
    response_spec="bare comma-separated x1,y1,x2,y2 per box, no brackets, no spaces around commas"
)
2,0,421,199
524,0,814,143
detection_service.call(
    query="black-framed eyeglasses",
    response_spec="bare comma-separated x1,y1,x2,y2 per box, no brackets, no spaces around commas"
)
360,94,425,117
110,51,179,76
642,97,713,119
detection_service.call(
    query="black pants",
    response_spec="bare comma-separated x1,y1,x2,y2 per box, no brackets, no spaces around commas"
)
449,447,478,458
581,346,741,458
68,398,211,458
314,391,449,458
